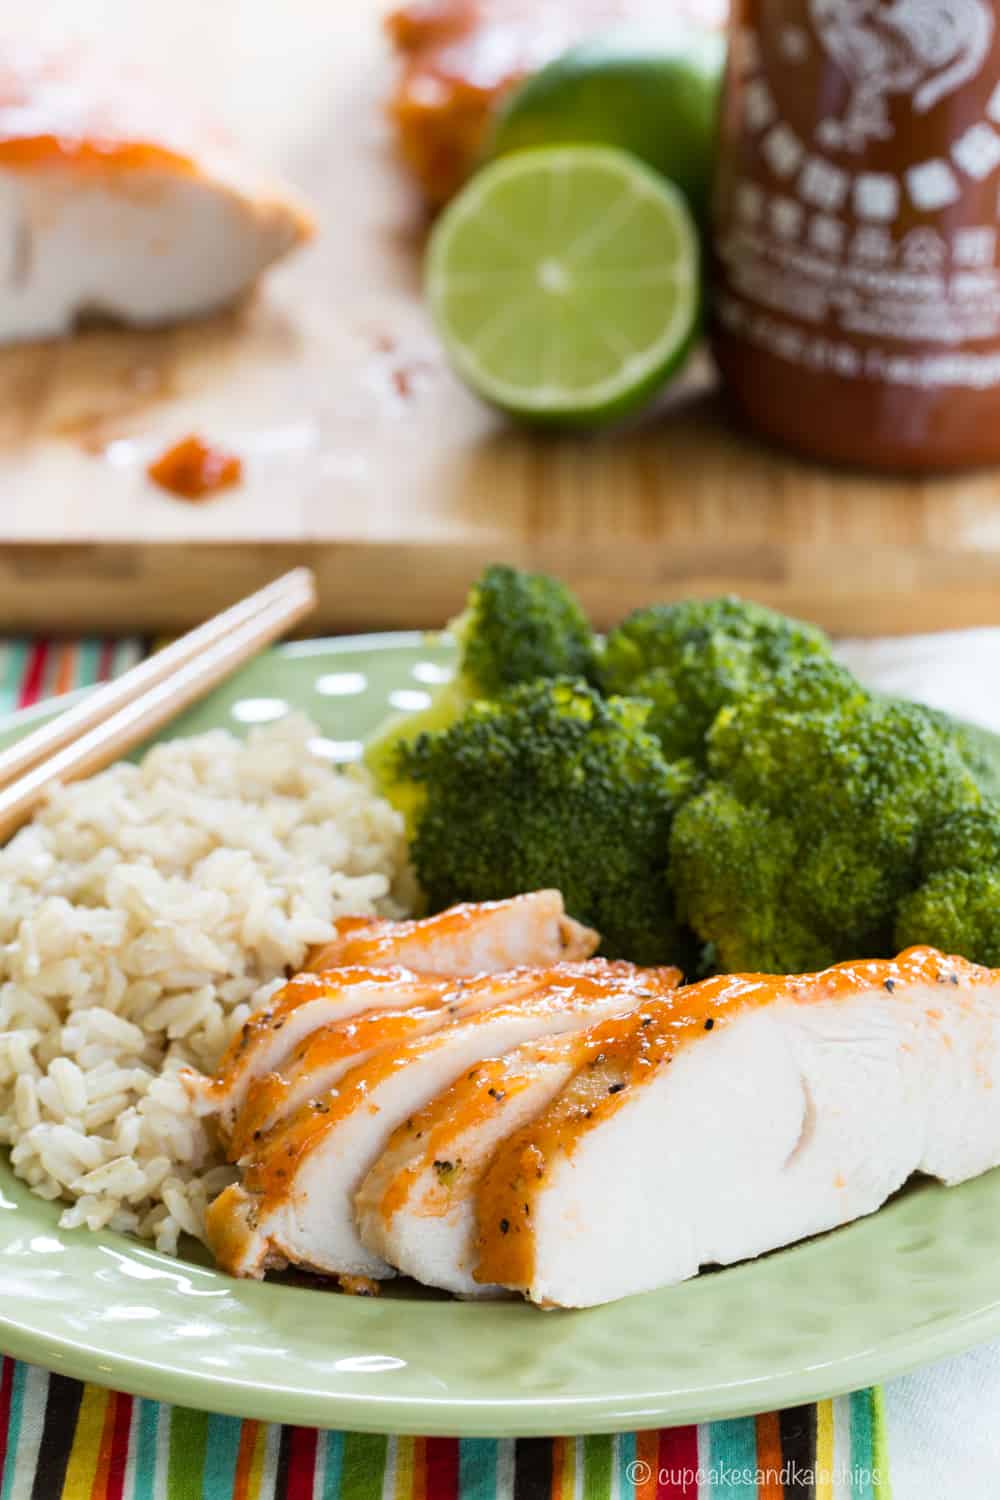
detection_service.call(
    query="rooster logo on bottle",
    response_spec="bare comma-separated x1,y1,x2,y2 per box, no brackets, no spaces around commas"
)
810,0,993,150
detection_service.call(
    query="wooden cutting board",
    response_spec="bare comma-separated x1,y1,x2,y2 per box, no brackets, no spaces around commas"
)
4,0,1000,637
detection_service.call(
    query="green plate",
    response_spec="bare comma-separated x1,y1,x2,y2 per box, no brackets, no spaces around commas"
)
3,633,1000,1437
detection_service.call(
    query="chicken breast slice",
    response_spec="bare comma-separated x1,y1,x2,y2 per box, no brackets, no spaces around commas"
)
194,968,454,1140
356,968,682,1296
205,961,667,1280
199,893,598,1138
232,962,612,1158
0,47,312,342
306,892,598,977
476,947,1000,1308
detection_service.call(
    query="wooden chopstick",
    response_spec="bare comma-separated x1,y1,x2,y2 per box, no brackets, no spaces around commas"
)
0,568,315,793
0,569,317,845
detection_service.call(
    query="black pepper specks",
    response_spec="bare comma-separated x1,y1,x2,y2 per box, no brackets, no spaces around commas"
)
488,1087,505,1101
704,1018,715,1031
608,1082,625,1095
499,1218,510,1234
884,978,896,993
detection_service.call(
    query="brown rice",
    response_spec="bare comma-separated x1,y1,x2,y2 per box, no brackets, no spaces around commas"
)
0,715,412,1254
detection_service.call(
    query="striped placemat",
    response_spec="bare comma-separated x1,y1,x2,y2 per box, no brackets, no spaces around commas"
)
0,637,897,1499
0,1360,888,1499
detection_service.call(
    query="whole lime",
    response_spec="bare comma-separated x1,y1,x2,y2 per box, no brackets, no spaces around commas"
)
486,26,725,222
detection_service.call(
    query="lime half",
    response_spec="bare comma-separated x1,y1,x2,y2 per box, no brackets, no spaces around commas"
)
426,145,700,427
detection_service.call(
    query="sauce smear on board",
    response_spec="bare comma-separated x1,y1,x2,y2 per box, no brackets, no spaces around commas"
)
147,435,243,501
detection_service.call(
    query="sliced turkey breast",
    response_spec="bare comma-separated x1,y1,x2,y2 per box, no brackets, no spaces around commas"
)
205,960,672,1281
199,893,598,1138
356,973,681,1296
0,47,313,343
229,966,565,1158
306,892,598,976
476,947,1000,1309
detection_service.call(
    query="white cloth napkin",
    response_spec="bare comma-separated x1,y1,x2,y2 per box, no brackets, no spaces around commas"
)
837,630,1000,736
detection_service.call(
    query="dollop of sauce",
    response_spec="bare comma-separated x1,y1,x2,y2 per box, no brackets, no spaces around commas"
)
147,435,243,501
338,1274,381,1297
386,0,723,204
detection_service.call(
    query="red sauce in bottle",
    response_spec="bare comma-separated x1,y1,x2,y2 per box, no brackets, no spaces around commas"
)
712,0,1000,469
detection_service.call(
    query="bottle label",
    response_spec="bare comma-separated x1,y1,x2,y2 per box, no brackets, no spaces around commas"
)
716,0,1000,388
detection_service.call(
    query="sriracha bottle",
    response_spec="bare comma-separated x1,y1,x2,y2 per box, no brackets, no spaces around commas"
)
711,0,1000,469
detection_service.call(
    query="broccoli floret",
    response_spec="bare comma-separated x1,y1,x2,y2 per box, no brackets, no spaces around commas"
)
909,707,1000,802
896,871,1000,967
670,662,983,974
598,596,832,762
401,678,695,964
894,803,1000,965
366,565,597,822
919,805,1000,875
455,564,597,697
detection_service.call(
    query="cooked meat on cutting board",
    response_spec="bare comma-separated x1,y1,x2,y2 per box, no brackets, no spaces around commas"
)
0,46,313,343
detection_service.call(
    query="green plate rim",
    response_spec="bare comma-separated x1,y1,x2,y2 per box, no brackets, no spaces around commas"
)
2,632,1000,1436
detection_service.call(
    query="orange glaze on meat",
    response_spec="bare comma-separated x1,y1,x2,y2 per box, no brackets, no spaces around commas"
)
227,966,558,1162
239,964,670,1206
231,996,472,1158
308,900,524,972
0,135,195,172
380,1056,556,1225
308,888,599,972
147,436,243,501
207,966,447,1101
375,966,682,1225
0,49,223,178
305,916,384,971
475,946,994,1291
